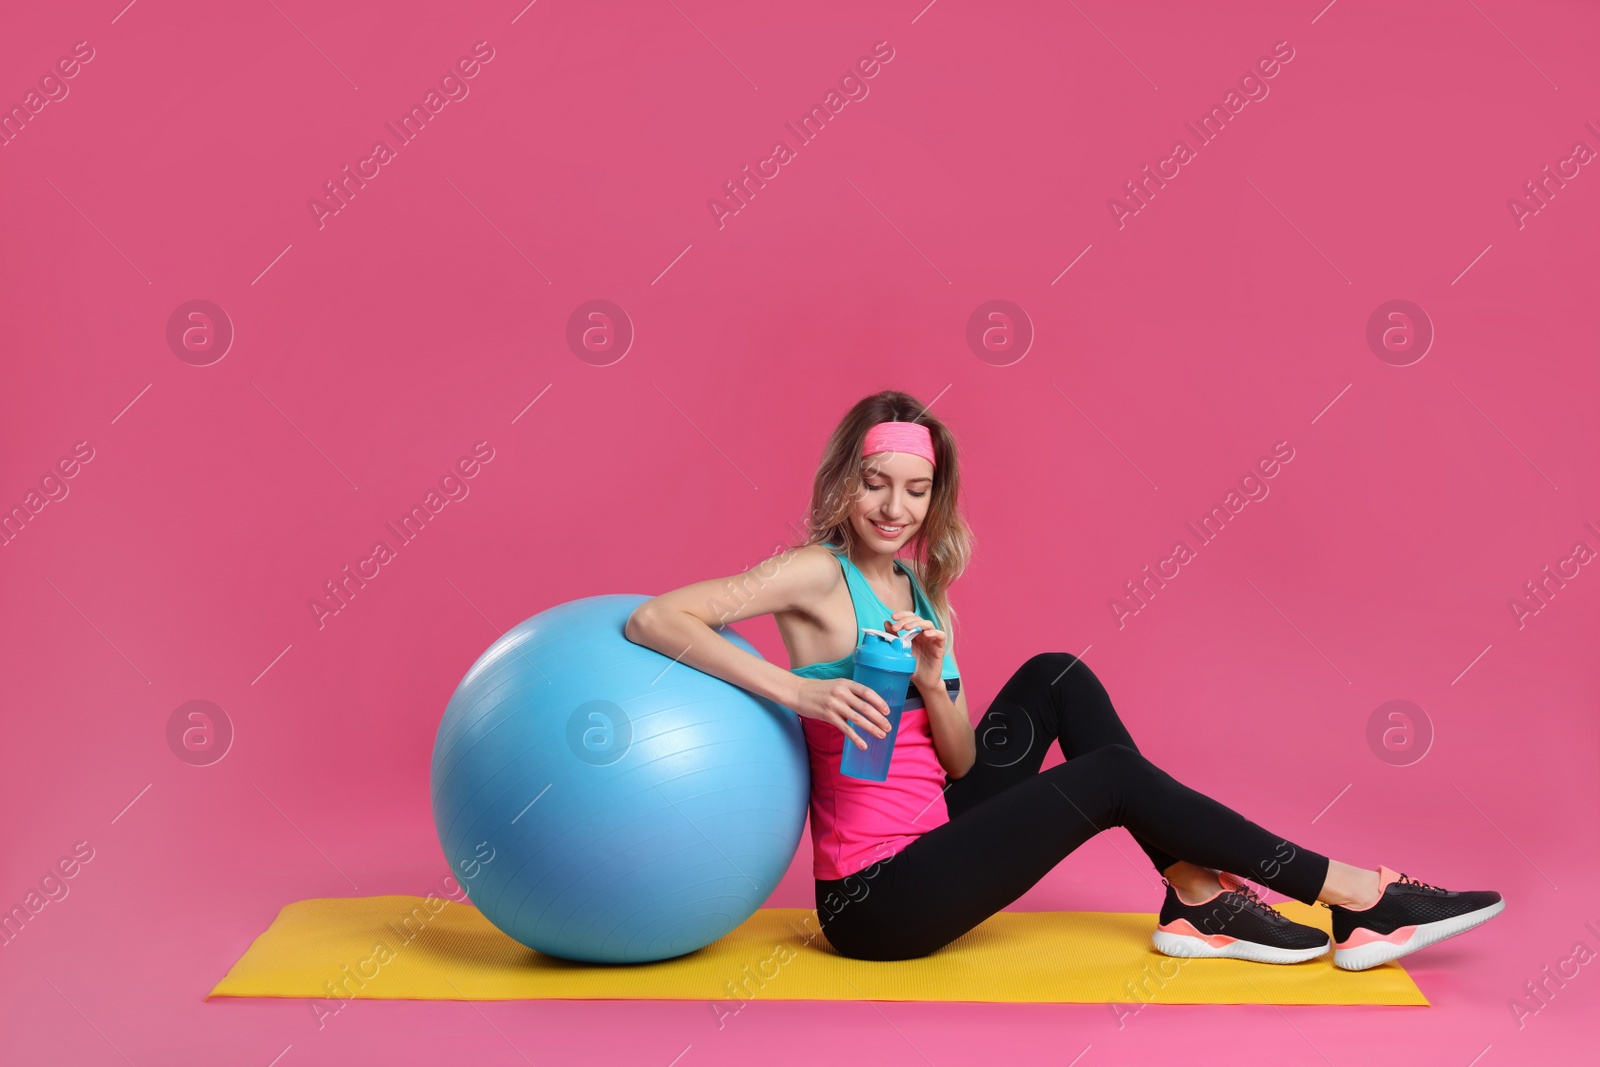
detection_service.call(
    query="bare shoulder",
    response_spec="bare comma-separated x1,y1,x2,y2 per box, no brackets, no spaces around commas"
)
899,555,938,597
729,543,844,628
778,543,845,600
902,555,956,647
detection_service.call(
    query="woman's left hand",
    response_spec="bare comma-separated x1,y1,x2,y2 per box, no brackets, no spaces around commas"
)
886,610,946,688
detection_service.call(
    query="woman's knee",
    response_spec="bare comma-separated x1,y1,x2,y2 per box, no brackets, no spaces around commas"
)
1022,652,1109,701
1023,651,1087,681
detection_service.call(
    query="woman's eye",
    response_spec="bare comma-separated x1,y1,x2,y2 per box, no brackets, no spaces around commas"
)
866,483,927,498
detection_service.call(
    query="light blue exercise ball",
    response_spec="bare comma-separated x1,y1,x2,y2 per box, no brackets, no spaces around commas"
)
430,593,810,964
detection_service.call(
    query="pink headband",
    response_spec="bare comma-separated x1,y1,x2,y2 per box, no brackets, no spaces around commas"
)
861,421,936,469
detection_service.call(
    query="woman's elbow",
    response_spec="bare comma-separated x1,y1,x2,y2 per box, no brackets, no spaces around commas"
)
624,603,659,644
944,753,977,781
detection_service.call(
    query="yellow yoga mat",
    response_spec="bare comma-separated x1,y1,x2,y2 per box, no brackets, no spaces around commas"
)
208,895,1427,1006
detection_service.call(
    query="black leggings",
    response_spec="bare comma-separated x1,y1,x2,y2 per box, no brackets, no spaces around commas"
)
814,653,1331,961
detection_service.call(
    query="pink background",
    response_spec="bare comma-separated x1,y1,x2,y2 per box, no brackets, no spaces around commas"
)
3,0,1596,1063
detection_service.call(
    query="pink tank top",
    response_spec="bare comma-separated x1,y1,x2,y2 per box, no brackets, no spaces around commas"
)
791,546,961,880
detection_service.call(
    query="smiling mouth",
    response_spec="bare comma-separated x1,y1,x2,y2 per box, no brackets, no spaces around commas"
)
870,520,906,537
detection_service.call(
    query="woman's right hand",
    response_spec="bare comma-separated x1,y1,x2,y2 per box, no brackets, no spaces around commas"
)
792,677,892,750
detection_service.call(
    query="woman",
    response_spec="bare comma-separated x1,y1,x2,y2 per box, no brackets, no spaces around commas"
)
624,390,1504,968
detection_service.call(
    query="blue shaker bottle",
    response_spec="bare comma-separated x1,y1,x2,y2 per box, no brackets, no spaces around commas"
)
839,626,922,782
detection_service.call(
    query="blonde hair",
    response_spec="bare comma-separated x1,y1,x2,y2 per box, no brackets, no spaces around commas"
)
790,390,975,637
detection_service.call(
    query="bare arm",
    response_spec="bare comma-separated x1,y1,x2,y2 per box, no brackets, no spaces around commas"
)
889,567,976,778
919,681,977,779
623,546,894,748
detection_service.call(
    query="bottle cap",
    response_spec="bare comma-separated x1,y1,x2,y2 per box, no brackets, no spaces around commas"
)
854,627,921,673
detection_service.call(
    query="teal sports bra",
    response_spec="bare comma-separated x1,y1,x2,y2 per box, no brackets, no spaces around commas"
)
790,543,960,698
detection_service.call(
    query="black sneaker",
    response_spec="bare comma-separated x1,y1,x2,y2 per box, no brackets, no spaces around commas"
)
1328,865,1504,971
1152,872,1331,964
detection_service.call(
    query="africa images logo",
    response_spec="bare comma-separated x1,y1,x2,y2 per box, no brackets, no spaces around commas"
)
706,41,897,230
1107,40,1296,229
307,42,497,230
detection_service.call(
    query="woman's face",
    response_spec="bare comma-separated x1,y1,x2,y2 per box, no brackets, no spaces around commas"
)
851,450,935,550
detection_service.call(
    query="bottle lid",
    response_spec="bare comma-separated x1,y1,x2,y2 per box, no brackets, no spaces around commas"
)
854,626,921,672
